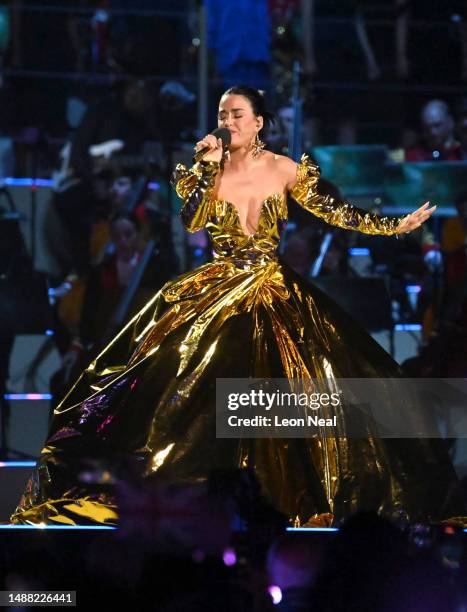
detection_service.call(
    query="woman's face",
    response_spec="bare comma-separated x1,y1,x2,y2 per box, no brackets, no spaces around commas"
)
217,94,263,151
110,176,132,208
110,218,139,256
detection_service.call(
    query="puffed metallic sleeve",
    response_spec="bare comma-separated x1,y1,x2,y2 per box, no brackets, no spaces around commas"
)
171,159,220,233
290,154,406,236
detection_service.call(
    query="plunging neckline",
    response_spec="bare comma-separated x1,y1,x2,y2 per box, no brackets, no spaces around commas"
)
215,193,285,238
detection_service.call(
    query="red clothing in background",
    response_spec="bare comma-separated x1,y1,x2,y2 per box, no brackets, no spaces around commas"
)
405,142,464,162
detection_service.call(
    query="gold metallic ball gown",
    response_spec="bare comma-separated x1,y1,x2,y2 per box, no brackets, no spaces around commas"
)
10,154,466,526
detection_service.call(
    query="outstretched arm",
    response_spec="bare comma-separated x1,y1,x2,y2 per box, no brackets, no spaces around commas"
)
285,154,435,236
171,159,220,233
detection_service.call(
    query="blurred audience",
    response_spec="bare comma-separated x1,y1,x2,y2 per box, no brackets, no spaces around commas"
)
2,2,467,153
2,485,465,611
309,511,462,612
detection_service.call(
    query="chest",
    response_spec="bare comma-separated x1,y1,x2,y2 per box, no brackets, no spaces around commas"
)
216,174,284,219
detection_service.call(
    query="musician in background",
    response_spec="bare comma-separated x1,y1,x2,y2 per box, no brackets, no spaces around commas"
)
88,163,180,269
402,191,467,379
50,211,177,417
32,165,179,395
52,77,159,277
78,212,173,348
405,99,463,162
70,78,157,179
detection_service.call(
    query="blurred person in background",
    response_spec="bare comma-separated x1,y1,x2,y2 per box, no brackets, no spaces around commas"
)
282,228,317,278
50,211,177,416
401,191,467,379
104,163,178,260
51,77,159,277
33,160,178,394
405,99,463,161
267,106,294,155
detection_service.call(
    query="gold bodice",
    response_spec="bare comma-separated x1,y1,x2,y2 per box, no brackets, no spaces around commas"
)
172,153,405,269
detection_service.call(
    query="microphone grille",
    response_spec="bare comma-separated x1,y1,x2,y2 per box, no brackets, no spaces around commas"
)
212,127,231,146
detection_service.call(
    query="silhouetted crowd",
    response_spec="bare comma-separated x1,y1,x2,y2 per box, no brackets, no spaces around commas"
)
1,467,466,611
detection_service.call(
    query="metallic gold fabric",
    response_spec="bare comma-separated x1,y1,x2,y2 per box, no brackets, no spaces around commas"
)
10,155,466,526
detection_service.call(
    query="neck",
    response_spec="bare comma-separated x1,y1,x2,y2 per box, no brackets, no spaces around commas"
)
118,250,137,263
227,145,254,169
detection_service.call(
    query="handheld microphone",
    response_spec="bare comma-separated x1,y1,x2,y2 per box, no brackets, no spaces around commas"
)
193,127,231,163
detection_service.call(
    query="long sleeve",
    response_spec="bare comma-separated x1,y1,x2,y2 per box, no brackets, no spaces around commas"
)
289,154,406,236
171,160,220,233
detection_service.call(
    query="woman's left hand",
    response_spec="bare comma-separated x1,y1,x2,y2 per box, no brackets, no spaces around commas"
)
396,201,437,234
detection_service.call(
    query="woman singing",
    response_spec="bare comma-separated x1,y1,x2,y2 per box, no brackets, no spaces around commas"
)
10,86,466,527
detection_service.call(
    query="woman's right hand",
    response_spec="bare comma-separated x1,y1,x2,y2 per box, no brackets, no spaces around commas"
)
194,134,223,163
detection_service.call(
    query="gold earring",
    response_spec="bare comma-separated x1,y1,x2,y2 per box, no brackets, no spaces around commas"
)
251,132,265,159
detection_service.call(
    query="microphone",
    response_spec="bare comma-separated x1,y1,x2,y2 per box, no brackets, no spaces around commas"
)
193,127,231,163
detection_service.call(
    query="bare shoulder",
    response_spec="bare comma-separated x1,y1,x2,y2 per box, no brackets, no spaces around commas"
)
263,152,298,189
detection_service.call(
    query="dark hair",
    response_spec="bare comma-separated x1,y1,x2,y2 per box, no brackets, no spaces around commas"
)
109,210,141,231
222,85,275,132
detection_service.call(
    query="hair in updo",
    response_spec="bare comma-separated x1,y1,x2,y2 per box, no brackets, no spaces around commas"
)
222,85,275,133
